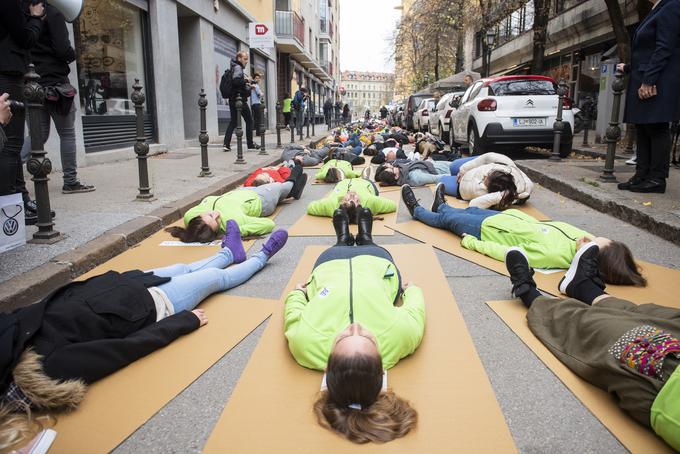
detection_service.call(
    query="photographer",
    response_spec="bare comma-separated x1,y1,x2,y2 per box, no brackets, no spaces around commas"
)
0,0,45,224
21,2,95,194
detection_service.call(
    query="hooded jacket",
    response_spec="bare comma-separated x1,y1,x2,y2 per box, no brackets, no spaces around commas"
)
229,58,249,101
0,0,43,75
284,255,426,370
31,5,75,86
184,190,275,238
315,159,360,181
461,209,591,269
458,153,534,209
307,178,396,217
244,166,291,186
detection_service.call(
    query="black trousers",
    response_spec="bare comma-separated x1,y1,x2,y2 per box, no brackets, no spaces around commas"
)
251,103,262,135
283,112,291,127
0,74,29,201
224,97,254,147
635,122,671,180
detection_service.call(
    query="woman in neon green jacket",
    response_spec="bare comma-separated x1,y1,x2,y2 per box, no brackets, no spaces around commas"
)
314,159,360,183
307,178,396,222
284,208,425,444
402,184,646,286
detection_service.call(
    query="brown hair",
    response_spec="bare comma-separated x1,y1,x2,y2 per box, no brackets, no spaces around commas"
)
253,72,262,78
598,241,647,286
325,167,343,183
375,165,398,186
252,173,271,186
313,353,417,444
165,217,219,243
486,170,518,210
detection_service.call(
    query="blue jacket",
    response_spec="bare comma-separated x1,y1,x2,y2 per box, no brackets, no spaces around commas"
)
623,0,680,123
293,90,306,110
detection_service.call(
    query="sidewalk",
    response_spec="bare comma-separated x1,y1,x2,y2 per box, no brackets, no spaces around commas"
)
517,153,680,246
0,125,331,307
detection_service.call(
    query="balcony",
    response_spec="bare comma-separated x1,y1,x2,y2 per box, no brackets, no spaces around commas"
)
275,10,305,52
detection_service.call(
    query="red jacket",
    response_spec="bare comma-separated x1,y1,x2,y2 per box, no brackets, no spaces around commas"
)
244,167,291,186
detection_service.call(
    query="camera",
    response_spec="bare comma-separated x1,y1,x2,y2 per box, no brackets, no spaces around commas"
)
9,101,25,114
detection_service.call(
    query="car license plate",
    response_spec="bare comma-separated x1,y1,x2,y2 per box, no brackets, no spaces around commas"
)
513,118,546,127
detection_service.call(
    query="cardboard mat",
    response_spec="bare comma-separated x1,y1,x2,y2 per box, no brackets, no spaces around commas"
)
202,244,516,453
288,189,401,237
487,299,674,453
391,217,680,307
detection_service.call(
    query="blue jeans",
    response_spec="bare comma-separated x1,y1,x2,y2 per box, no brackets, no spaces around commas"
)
149,250,268,313
439,156,478,197
407,161,451,186
413,204,497,239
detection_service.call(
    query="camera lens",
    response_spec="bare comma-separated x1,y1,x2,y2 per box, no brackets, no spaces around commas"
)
8,101,25,114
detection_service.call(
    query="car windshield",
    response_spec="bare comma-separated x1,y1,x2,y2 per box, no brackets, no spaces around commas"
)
489,79,556,96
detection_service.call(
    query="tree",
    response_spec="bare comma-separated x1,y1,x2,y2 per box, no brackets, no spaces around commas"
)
604,0,631,65
530,0,550,74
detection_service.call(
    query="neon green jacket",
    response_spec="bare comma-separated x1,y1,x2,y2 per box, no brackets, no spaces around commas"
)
461,209,591,269
315,160,360,181
284,255,426,370
307,178,396,217
183,190,275,237
651,365,680,451
282,98,292,113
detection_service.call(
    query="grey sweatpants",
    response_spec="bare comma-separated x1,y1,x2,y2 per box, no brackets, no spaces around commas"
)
240,181,293,216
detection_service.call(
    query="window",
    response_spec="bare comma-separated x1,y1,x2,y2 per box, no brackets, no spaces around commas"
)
488,79,556,96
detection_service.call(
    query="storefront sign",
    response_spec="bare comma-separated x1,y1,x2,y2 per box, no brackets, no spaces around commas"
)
249,22,274,49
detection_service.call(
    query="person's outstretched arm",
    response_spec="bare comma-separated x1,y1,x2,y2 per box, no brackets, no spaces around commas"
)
459,152,514,175
461,234,509,262
364,194,397,214
468,191,503,209
385,285,426,368
239,215,275,237
283,286,309,332
307,196,337,216
42,311,201,383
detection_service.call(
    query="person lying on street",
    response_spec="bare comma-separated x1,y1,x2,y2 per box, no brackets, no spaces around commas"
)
315,159,361,183
284,207,424,444
375,159,452,188
402,184,646,286
281,144,330,167
0,223,288,451
244,164,292,187
504,243,679,451
167,169,307,242
307,177,396,222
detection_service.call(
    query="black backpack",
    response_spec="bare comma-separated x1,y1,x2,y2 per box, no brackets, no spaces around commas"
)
219,68,233,99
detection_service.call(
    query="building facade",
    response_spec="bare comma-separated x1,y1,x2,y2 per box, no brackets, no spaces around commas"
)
341,71,395,118
274,0,341,120
39,0,341,172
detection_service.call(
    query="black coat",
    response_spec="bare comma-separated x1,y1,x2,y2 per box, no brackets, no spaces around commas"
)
0,270,199,392
229,58,250,102
623,0,680,124
0,0,43,76
31,5,76,86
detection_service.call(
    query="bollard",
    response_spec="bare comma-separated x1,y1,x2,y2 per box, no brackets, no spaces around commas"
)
198,89,212,177
549,79,568,161
311,101,315,136
258,99,267,155
306,105,310,138
234,94,246,164
599,70,625,182
131,79,154,200
299,108,303,141
24,64,61,243
290,110,295,143
275,101,282,148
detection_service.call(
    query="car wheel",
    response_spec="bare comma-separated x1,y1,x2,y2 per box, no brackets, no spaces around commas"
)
440,122,449,144
559,140,573,158
468,123,486,155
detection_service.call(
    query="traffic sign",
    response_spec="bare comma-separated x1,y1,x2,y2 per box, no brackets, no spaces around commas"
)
249,22,274,49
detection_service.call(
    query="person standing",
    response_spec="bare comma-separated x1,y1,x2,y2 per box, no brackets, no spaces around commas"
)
323,97,333,126
21,3,94,194
292,87,308,137
0,0,44,225
223,51,259,152
250,72,263,137
616,0,680,194
282,93,292,130
380,105,388,120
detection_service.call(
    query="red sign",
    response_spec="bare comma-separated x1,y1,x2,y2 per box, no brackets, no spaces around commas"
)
255,24,269,35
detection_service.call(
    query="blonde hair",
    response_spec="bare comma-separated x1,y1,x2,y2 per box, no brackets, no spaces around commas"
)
313,390,417,444
0,350,87,450
252,173,272,186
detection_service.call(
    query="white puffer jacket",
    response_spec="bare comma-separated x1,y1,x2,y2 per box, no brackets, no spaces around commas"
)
457,152,534,209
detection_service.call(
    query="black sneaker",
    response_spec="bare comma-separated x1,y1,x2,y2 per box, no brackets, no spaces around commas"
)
401,184,420,217
431,182,447,213
247,143,261,150
558,242,605,297
505,247,537,298
24,200,55,219
25,211,37,226
63,182,96,194
223,146,231,152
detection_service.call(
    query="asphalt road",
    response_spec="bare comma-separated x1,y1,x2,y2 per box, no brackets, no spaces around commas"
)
113,163,680,454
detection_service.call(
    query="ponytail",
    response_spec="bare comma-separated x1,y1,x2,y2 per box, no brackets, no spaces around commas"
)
165,217,218,243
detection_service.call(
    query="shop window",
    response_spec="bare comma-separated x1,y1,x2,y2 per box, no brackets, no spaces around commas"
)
74,0,154,151
213,31,238,134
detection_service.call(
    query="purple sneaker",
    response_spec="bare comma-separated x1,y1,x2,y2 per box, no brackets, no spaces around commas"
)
221,220,246,263
261,230,288,258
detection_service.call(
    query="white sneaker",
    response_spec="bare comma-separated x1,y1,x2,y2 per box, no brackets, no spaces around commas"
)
625,156,636,165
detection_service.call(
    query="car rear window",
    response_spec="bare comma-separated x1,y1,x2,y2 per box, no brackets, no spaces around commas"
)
488,79,556,96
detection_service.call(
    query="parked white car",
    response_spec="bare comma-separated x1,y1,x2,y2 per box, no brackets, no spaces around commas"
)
413,98,435,132
428,91,465,144
449,75,574,157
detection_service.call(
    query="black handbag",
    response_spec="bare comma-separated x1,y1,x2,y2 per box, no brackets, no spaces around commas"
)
45,83,77,115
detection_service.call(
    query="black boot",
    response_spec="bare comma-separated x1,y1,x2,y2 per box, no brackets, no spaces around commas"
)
332,208,354,246
355,207,374,246
286,164,308,200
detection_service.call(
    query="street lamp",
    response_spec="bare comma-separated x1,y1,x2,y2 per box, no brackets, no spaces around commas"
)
485,30,496,77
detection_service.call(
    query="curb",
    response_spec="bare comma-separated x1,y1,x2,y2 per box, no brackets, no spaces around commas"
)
0,155,284,311
571,145,629,160
517,163,680,247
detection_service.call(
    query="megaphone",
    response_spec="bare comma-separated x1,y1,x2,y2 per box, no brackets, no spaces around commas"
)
48,0,84,23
